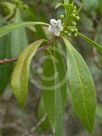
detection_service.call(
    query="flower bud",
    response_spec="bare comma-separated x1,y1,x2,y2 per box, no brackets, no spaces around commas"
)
72,21,76,26
64,30,68,34
74,33,78,37
70,28,75,32
68,33,72,37
76,16,80,20
60,15,64,19
72,14,76,18
73,9,77,13
74,28,78,32
74,6,77,10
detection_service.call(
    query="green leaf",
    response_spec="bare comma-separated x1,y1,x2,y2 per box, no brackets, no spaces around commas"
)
98,0,102,16
0,35,13,93
11,39,45,107
53,44,67,136
55,77,63,136
54,44,67,110
0,8,28,93
35,25,47,39
55,3,62,9
84,0,98,12
77,0,85,13
0,22,49,38
0,1,15,21
42,50,55,131
64,0,69,4
64,0,74,4
78,32,102,53
37,98,50,133
42,44,67,136
10,8,28,57
63,37,96,133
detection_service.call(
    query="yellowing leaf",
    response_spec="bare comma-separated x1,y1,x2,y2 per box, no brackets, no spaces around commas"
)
11,40,45,106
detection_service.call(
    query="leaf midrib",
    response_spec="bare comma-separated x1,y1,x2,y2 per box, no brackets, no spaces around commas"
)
68,45,91,130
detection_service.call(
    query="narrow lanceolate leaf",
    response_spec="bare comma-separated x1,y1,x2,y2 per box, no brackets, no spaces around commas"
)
64,0,69,4
42,45,67,136
42,50,55,131
0,22,49,38
37,98,50,133
11,40,45,106
0,35,13,93
52,45,67,136
0,8,28,93
63,37,96,133
10,8,28,57
53,44,67,111
78,32,102,53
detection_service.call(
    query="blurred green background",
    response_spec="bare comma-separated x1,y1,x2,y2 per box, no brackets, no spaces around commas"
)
0,0,102,136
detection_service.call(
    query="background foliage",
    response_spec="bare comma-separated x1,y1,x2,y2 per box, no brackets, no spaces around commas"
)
0,0,102,136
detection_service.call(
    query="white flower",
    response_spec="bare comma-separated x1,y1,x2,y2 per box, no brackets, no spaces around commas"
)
48,19,63,36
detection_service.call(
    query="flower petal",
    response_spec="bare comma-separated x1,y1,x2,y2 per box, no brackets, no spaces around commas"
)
54,31,60,36
57,20,61,26
59,26,63,31
50,19,57,26
48,25,52,32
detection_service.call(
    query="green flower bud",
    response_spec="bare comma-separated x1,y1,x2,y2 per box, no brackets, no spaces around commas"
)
64,30,68,34
74,33,78,37
60,15,64,19
72,14,76,18
76,16,80,20
74,6,77,10
74,28,78,32
70,28,75,32
24,5,28,9
72,21,76,26
73,9,77,13
68,33,72,37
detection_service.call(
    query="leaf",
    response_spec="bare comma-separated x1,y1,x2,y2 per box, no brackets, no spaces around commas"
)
11,39,45,107
42,50,55,131
64,0,69,4
37,98,50,133
53,45,67,136
0,8,28,93
10,8,28,57
84,0,98,12
63,37,96,133
64,0,74,4
0,35,13,93
55,78,63,136
77,0,85,13
98,0,102,16
54,44,67,110
0,22,49,38
0,1,15,21
78,32,102,53
35,25,47,39
42,44,67,136
55,3,62,9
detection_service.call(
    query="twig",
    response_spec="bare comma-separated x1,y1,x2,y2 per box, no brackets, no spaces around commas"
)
0,37,58,65
0,58,17,65
0,123,25,133
22,113,47,136
0,46,47,65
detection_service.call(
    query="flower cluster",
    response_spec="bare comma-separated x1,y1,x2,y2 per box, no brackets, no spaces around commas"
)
48,4,80,37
